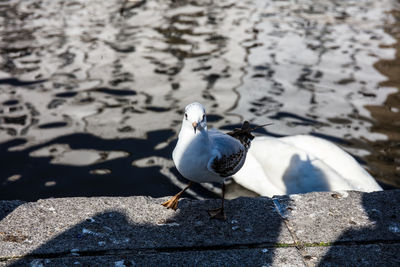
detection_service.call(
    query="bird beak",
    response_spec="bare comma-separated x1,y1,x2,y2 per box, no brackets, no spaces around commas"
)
192,122,198,133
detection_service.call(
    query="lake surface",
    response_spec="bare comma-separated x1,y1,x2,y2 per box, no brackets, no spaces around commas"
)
0,0,399,201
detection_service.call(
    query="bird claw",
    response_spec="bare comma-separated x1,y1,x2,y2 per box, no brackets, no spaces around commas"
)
162,196,180,210
162,182,193,211
208,208,226,221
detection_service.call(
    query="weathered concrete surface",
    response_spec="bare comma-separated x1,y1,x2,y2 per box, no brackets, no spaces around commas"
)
303,244,400,266
275,190,400,244
2,248,305,267
1,190,399,266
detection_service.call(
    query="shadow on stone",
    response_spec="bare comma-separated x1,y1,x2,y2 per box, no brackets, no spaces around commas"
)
282,154,330,195
3,196,288,266
317,191,400,266
0,200,25,222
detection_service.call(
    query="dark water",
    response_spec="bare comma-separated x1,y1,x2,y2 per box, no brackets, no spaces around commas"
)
0,0,399,201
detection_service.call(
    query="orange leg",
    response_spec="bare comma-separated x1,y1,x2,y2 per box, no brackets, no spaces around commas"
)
208,182,226,220
162,181,193,210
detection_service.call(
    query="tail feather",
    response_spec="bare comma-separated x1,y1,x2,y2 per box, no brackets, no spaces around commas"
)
227,121,272,150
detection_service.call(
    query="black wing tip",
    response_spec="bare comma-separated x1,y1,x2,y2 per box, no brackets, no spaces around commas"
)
242,121,250,129
237,121,272,133
227,121,272,148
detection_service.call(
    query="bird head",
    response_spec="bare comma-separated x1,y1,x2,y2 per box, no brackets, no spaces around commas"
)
183,102,207,134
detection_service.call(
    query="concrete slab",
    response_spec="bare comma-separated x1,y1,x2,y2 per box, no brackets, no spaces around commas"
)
2,191,400,266
303,244,400,266
273,190,400,244
0,196,293,258
2,247,305,267
0,200,25,221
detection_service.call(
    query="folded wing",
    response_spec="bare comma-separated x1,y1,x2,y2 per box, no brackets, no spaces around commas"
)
207,129,247,178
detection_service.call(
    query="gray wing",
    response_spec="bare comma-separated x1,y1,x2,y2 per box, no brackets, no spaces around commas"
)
207,129,247,178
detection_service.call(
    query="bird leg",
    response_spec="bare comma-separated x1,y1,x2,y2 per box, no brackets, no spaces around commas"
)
208,182,226,220
162,181,193,210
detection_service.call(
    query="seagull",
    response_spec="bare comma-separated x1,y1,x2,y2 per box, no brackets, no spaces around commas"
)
162,102,268,220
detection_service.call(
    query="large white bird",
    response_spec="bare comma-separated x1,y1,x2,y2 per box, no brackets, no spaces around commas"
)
162,102,264,220
233,135,382,197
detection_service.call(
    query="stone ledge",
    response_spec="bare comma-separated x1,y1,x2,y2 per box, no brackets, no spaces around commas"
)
1,190,399,266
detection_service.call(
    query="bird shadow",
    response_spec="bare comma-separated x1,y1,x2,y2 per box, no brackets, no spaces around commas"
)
282,154,330,195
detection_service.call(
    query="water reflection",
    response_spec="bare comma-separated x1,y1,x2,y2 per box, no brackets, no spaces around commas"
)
366,8,400,187
0,131,217,201
233,0,399,187
0,0,254,200
0,0,399,200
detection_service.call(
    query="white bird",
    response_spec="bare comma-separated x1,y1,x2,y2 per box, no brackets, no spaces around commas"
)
232,135,383,197
162,102,264,220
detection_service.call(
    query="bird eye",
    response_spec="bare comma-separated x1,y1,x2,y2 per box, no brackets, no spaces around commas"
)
185,113,188,120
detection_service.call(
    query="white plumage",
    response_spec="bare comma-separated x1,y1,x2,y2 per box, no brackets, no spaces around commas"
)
173,103,248,183
233,135,383,197
164,102,382,218
163,102,254,219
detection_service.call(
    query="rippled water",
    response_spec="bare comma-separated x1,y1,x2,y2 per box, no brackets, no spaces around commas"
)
0,0,399,201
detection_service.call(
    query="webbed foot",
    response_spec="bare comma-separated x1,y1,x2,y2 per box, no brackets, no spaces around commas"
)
162,195,180,210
